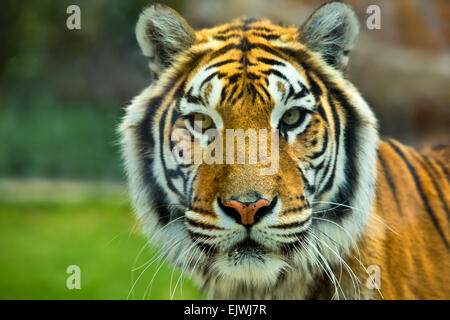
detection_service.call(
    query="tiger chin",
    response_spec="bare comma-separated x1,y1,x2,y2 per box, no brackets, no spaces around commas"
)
119,1,450,299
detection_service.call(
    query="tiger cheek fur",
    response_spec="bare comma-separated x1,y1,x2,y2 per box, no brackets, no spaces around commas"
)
120,2,450,299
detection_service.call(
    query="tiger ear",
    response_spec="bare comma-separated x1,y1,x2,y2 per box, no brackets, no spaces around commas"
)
135,4,196,79
299,1,360,71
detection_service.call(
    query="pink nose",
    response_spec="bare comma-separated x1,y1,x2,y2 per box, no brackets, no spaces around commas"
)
222,199,271,225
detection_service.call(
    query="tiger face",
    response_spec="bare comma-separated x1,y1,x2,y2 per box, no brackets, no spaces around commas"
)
120,2,379,298
176,50,318,283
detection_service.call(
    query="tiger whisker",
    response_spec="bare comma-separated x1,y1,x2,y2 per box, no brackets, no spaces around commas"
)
312,224,370,300
136,236,188,300
304,235,343,299
308,231,348,297
312,200,399,235
143,237,188,300
130,207,186,294
129,245,168,299
310,236,347,300
310,231,361,299
143,256,167,299
311,216,363,261
132,216,185,272
174,243,204,299
308,239,344,298
170,238,202,299
352,254,384,299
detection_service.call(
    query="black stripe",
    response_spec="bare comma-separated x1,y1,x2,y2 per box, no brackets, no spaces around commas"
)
270,219,309,230
145,107,187,225
317,147,334,193
188,206,216,218
249,26,273,33
206,59,237,70
262,69,289,82
227,73,241,84
136,90,173,225
247,82,257,104
189,237,217,257
159,107,185,202
283,84,296,103
187,230,214,241
175,49,211,79
280,230,309,240
277,47,313,68
231,90,244,105
208,41,288,67
298,166,316,194
137,95,163,147
293,86,310,100
151,184,180,225
251,32,280,40
312,159,325,171
424,154,449,182
246,72,261,80
284,83,309,103
387,140,449,249
168,106,181,152
185,87,205,106
213,34,241,41
319,96,340,195
309,127,329,159
187,169,199,206
258,83,271,103
219,87,227,106
317,103,328,123
306,72,322,99
215,25,242,35
224,84,238,104
280,232,308,257
186,218,224,231
412,152,449,219
433,157,450,181
327,88,360,220
208,43,241,61
377,152,403,216
199,71,218,91
257,57,285,66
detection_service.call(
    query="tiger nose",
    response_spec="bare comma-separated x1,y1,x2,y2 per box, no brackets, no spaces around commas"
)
219,197,275,226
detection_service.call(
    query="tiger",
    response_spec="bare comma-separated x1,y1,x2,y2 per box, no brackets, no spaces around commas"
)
119,1,450,299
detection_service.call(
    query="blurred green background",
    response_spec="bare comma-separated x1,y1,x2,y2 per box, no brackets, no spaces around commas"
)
0,0,205,300
0,0,448,299
0,180,203,299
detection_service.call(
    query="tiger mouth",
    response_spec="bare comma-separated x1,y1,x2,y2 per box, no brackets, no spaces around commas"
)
227,220,312,261
227,238,269,262
232,238,266,253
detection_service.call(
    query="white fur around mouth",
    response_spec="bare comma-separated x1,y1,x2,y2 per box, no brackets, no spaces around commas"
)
210,249,290,287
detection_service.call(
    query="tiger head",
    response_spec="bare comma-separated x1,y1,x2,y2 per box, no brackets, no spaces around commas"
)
120,1,379,298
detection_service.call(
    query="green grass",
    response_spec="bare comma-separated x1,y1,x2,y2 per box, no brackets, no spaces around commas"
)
0,179,205,300
0,96,123,180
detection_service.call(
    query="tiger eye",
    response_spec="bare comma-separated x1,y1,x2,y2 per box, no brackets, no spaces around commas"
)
191,113,213,132
281,109,301,126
